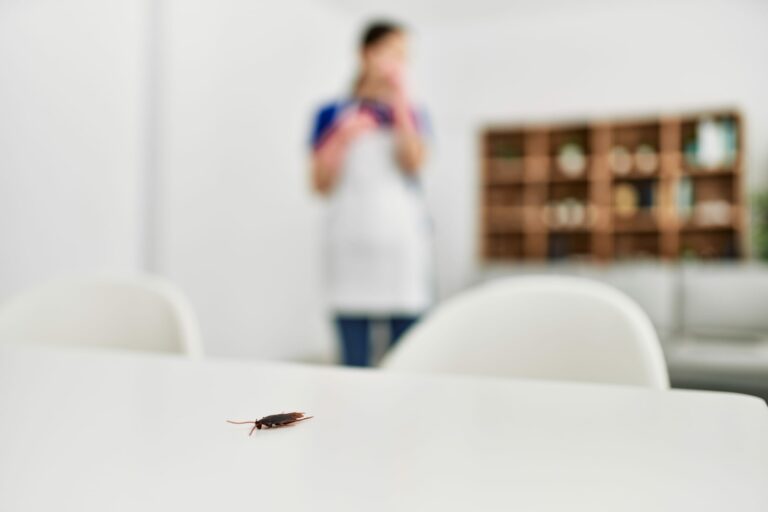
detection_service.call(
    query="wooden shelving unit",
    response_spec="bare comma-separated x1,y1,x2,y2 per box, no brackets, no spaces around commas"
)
481,110,744,262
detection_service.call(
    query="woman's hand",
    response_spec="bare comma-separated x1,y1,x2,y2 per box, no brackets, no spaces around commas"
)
384,67,426,174
311,109,378,195
383,62,407,100
335,109,378,144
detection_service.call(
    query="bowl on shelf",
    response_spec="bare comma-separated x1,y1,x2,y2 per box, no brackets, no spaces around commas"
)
609,145,633,176
556,143,587,178
634,144,659,175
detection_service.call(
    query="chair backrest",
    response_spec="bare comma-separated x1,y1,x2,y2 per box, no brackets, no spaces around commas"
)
0,276,203,357
382,276,669,388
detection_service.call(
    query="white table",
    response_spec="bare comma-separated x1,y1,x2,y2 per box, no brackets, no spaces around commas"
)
0,345,766,512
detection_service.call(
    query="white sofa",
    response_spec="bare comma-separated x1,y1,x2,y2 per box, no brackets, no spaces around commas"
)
479,262,768,398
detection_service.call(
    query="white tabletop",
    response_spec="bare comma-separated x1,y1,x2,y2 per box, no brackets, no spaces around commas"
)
0,344,766,512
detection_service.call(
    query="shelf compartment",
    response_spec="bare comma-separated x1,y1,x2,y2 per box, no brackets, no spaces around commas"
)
680,204,740,231
485,206,524,233
609,121,662,177
548,232,591,260
486,131,524,158
550,126,591,154
613,209,659,233
485,233,524,260
487,157,525,183
549,181,589,201
611,120,661,148
614,232,660,260
681,113,740,171
680,231,739,260
486,186,524,207
690,176,736,203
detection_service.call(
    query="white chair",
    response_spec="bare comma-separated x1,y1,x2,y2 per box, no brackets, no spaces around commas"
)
382,276,669,388
0,276,203,357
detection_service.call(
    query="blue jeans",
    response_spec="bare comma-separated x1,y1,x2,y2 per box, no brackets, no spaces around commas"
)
335,315,419,367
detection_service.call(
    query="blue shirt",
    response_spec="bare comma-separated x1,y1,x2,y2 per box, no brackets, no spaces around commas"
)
309,98,430,150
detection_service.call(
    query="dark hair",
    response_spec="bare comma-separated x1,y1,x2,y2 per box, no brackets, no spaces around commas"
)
360,20,403,49
352,21,405,96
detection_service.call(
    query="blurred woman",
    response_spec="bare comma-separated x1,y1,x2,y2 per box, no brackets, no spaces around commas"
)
309,21,432,367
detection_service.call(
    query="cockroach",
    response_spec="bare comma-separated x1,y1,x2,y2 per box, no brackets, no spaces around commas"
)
227,412,313,435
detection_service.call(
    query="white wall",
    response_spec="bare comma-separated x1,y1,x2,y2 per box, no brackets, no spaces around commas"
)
160,0,768,361
0,0,146,298
160,0,355,360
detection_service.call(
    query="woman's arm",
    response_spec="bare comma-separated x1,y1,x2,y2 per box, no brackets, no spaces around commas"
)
392,95,427,174
312,133,348,195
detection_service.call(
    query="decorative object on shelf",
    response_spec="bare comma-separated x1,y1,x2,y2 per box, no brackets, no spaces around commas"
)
548,234,569,259
609,145,633,175
614,184,638,217
683,138,698,168
722,118,738,166
635,181,656,209
556,143,587,177
690,117,739,170
545,198,590,228
751,190,768,261
696,118,728,170
570,201,587,226
677,176,694,219
634,144,659,175
693,200,731,227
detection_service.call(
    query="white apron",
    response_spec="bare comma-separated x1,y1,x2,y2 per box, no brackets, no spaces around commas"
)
325,121,432,315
